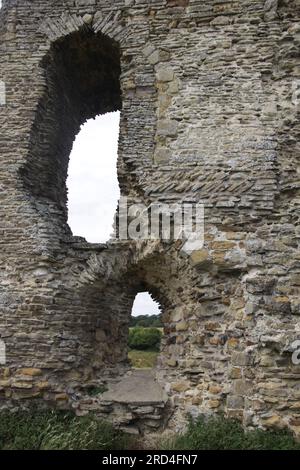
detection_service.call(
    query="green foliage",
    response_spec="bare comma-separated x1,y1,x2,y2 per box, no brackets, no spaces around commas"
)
130,314,162,328
0,410,130,450
128,327,162,351
163,415,300,450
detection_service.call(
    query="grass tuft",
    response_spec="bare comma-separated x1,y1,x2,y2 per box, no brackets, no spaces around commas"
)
0,409,130,450
162,415,300,450
1,410,299,450
128,349,159,368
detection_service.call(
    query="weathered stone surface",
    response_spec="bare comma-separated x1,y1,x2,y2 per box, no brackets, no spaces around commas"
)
190,249,210,267
156,68,174,83
17,368,42,377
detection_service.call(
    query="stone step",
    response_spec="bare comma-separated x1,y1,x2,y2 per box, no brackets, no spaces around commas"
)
100,369,168,406
75,370,170,434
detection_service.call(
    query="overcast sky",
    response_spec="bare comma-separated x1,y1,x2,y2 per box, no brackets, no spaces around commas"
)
67,113,160,317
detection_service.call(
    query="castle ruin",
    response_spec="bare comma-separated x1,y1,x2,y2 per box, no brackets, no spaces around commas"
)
0,0,300,436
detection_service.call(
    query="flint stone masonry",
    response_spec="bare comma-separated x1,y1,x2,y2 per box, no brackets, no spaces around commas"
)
0,0,300,436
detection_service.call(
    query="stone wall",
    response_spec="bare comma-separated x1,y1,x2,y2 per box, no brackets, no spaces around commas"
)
0,0,300,436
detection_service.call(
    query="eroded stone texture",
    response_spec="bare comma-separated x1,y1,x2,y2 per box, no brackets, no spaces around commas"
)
0,0,299,436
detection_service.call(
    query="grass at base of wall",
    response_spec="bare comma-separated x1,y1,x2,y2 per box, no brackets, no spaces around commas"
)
128,349,159,368
1,410,299,450
162,415,300,450
0,410,131,450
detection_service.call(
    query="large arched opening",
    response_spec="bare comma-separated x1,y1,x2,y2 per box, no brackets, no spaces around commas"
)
19,27,129,376
129,292,162,369
18,27,172,430
21,29,122,238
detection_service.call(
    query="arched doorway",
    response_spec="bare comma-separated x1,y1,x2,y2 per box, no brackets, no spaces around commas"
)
129,292,162,368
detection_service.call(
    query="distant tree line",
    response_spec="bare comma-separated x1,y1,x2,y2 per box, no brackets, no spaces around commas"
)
130,314,163,328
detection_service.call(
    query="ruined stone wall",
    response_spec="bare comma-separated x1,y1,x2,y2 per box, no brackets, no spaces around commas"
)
0,0,300,436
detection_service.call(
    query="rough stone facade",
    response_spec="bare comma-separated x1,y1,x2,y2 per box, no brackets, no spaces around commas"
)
0,0,300,436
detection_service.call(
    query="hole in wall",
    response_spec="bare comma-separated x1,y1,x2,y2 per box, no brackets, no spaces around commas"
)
132,292,161,317
67,111,120,243
129,292,162,369
22,29,122,238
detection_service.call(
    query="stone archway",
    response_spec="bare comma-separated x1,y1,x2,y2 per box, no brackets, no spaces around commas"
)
11,23,170,425
20,28,122,235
